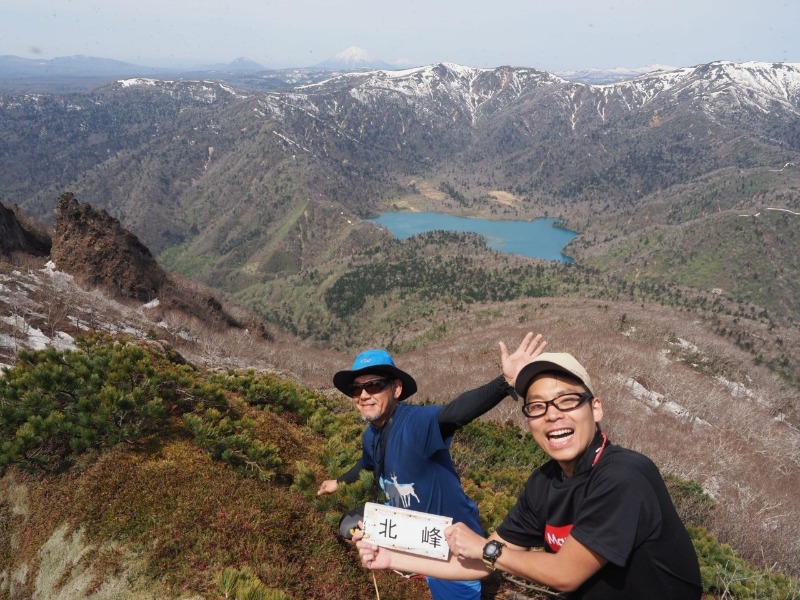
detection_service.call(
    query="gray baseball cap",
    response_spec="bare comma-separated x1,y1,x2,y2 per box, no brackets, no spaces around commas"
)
515,352,595,397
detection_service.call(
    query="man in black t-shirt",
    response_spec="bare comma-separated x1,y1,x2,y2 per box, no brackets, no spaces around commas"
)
356,351,702,599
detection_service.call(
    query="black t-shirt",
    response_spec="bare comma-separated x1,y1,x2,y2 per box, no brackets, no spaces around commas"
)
496,433,702,599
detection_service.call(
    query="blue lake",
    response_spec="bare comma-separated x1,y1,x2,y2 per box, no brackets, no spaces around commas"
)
368,212,577,263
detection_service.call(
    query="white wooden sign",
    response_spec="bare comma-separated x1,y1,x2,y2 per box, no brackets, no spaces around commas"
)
362,502,452,560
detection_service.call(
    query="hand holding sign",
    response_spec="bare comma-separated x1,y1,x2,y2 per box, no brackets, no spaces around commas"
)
443,521,488,562
361,502,453,560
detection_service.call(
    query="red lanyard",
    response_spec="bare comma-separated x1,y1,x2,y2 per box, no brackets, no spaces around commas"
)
592,432,608,467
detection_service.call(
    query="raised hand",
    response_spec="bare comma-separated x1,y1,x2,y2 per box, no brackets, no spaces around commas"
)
500,332,548,388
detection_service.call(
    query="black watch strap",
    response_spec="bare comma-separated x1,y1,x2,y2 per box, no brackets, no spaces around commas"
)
496,376,518,401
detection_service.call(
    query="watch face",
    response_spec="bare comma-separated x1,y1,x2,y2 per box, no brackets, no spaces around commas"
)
484,541,501,558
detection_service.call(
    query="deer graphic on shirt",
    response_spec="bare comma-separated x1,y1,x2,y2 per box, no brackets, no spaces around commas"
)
387,473,419,508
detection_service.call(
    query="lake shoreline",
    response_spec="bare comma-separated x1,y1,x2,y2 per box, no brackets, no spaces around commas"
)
368,211,577,263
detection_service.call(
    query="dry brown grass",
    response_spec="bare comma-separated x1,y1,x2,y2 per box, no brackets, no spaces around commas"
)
487,191,521,207
2,433,431,600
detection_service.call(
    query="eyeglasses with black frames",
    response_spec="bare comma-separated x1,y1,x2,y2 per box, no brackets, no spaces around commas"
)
522,391,593,419
349,378,393,398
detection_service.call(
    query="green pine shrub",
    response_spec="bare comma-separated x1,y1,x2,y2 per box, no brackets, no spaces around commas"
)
183,408,282,481
664,473,717,529
451,419,548,532
210,370,330,421
0,334,180,472
690,526,800,598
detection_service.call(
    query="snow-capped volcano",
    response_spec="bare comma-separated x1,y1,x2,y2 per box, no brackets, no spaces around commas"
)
314,46,395,71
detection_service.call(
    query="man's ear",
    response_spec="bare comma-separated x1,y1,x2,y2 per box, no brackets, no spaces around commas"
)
393,379,403,400
591,397,604,423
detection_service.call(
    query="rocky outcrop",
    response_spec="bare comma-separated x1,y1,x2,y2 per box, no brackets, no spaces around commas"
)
51,192,244,330
52,192,166,302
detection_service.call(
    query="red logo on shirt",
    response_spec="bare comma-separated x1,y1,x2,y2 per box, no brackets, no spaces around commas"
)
544,523,573,552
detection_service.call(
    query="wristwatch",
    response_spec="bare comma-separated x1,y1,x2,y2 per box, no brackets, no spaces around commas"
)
495,376,518,401
482,540,505,570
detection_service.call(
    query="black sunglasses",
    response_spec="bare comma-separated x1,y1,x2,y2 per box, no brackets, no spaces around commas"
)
349,378,393,398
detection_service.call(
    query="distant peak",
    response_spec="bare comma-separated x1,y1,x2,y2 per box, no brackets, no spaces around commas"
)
230,56,260,65
315,46,395,71
334,46,374,60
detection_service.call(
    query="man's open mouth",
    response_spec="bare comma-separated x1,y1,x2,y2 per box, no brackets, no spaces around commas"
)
546,428,574,440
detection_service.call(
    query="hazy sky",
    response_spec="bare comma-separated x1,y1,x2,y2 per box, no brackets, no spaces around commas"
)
2,0,797,72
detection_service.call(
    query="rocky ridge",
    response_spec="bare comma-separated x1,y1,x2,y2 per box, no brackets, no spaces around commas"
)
1,195,255,354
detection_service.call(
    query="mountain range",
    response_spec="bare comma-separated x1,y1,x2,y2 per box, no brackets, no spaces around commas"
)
0,54,271,79
555,64,678,83
0,56,798,408
2,59,798,309
0,50,690,89
1,59,799,343
0,47,392,86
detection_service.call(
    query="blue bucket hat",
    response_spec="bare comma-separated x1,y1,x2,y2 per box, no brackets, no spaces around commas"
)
333,349,417,401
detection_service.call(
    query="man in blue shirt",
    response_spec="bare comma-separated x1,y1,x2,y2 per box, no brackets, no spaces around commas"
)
319,333,546,600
